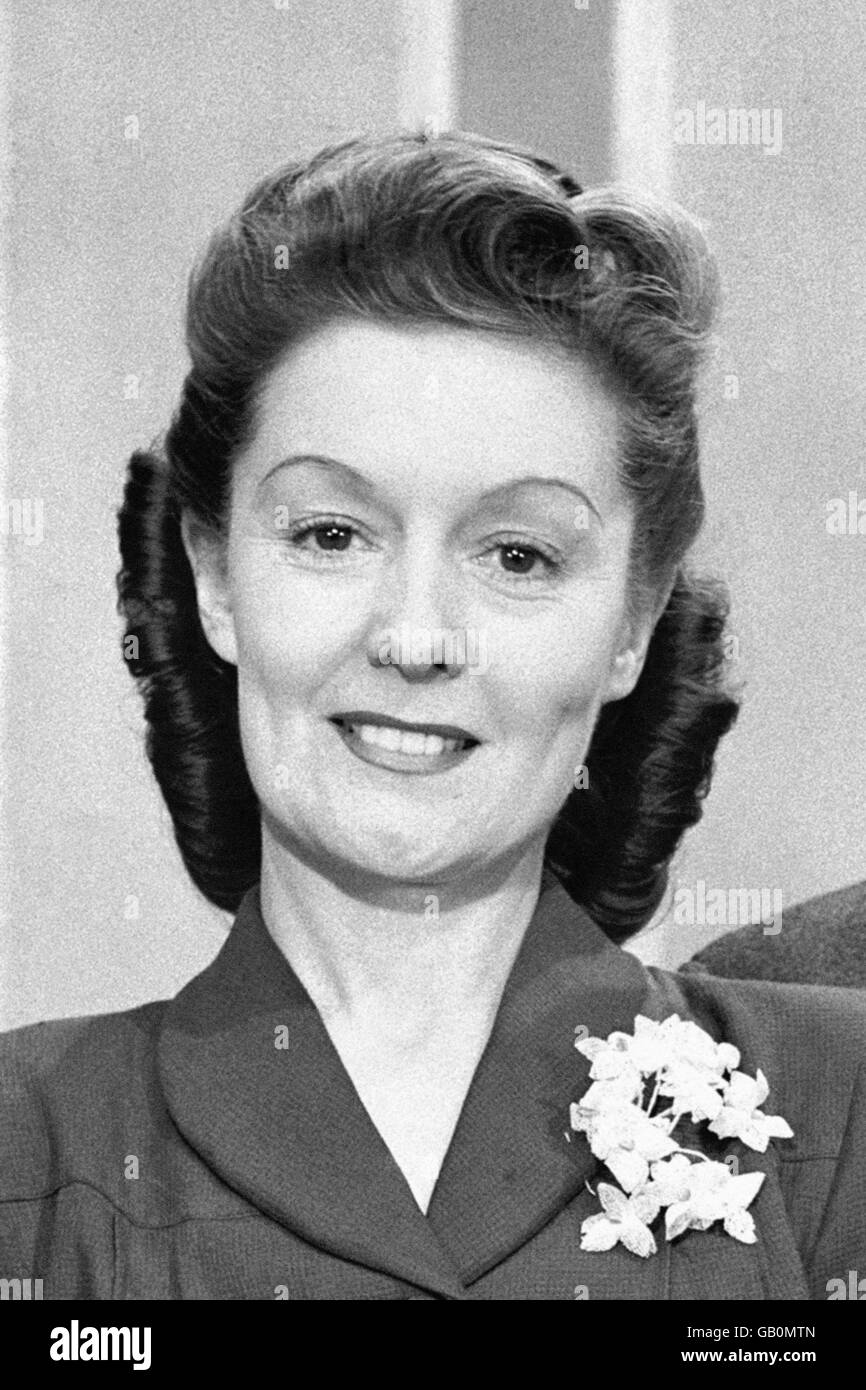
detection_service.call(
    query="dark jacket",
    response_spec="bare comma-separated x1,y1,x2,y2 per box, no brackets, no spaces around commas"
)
2,878,865,1300
681,879,866,988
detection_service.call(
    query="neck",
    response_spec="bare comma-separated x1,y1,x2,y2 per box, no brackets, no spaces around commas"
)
258,833,548,1036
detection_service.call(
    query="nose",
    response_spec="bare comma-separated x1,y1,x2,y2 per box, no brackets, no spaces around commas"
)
365,537,468,681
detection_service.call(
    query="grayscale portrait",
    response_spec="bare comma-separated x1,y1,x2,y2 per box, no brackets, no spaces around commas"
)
1,0,864,1314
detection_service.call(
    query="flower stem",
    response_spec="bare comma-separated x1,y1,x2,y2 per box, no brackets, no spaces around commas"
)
645,1072,662,1116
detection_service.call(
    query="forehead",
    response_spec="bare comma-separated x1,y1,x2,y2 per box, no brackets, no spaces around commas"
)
242,319,624,507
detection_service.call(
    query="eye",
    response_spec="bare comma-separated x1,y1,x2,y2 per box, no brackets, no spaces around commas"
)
295,522,353,551
282,517,373,567
477,539,564,584
497,543,553,575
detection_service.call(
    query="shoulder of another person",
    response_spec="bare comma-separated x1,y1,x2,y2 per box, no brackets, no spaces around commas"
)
680,879,866,987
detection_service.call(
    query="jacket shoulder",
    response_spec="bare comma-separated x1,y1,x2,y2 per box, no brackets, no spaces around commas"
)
0,1002,168,1202
0,1001,167,1068
650,967,866,1160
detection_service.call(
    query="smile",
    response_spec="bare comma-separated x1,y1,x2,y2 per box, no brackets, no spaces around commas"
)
328,716,480,774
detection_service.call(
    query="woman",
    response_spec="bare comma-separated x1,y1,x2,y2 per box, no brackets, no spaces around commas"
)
1,131,864,1300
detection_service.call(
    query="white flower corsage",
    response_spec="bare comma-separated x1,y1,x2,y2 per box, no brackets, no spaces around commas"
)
569,1014,794,1258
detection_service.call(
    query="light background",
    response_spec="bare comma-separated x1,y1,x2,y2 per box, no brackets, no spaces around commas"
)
1,0,864,1027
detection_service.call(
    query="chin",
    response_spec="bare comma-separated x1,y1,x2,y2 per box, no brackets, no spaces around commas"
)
344,838,471,882
341,832,498,889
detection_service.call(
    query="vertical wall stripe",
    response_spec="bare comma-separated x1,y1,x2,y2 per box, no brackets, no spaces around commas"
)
397,0,459,132
613,0,672,193
454,0,614,188
0,0,10,1017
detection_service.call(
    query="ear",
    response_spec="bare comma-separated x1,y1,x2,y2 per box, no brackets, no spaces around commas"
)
602,583,672,705
180,511,238,666
603,623,653,703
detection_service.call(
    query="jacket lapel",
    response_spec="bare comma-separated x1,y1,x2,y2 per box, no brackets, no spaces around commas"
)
157,888,465,1298
426,879,664,1286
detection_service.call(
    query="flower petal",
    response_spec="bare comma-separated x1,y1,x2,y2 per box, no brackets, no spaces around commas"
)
621,1219,657,1258
580,1215,620,1252
606,1147,650,1194
596,1182,630,1217
761,1113,794,1140
740,1120,771,1153
708,1106,750,1143
665,1202,694,1241
724,1207,757,1243
753,1068,770,1107
726,1070,759,1108
717,1042,740,1072
727,1171,765,1209
631,1188,662,1225
569,1102,590,1131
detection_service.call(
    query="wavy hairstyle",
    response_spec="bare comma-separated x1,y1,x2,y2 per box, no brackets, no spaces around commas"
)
117,129,739,943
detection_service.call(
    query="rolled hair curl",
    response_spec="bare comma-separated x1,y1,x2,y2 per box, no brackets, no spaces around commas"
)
117,130,740,942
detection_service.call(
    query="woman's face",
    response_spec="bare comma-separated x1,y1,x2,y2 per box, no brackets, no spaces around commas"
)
185,320,656,893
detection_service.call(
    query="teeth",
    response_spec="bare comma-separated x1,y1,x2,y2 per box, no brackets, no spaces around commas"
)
347,723,465,755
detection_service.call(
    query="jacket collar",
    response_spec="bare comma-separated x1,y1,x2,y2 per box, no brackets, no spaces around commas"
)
156,876,770,1298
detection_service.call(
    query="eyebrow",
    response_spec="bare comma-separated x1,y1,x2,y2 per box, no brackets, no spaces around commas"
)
261,453,602,521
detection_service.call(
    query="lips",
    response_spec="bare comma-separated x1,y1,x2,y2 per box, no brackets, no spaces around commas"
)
329,711,480,746
329,712,480,774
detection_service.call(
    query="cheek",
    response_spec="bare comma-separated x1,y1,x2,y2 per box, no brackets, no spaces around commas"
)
490,604,620,735
230,560,355,694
